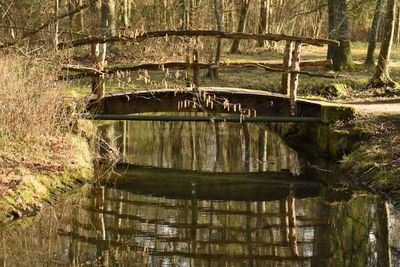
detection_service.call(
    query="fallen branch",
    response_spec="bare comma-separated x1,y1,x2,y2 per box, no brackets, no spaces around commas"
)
0,0,100,49
57,30,340,49
59,60,334,80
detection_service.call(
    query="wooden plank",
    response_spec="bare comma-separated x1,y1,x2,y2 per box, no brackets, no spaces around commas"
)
58,30,340,49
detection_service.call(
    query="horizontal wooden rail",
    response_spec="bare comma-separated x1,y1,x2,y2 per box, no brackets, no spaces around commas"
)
57,30,340,49
60,60,337,80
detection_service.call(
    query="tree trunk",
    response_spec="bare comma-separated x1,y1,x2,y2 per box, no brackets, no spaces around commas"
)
366,0,385,65
72,0,84,33
122,0,131,27
327,0,353,70
396,5,400,44
230,0,251,54
101,0,116,52
368,0,399,88
101,0,116,37
207,0,222,78
54,0,59,50
257,0,268,47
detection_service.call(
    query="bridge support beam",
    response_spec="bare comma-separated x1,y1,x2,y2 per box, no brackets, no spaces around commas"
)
289,42,302,116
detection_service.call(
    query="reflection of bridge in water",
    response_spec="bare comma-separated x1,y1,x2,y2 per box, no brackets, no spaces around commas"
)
30,167,389,267
60,170,333,266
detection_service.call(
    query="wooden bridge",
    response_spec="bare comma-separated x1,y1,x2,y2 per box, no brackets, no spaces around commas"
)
60,30,344,122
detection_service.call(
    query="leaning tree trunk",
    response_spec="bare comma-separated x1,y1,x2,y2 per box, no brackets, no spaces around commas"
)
327,0,353,70
257,0,268,47
230,0,251,53
366,0,385,65
368,0,399,88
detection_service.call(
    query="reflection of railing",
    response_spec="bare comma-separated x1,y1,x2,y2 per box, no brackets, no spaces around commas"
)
61,186,333,265
59,30,339,115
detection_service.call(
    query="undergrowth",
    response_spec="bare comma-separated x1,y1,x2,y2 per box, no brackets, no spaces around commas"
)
0,54,88,198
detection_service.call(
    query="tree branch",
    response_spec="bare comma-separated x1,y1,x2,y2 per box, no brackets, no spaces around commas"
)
58,30,340,49
0,0,100,49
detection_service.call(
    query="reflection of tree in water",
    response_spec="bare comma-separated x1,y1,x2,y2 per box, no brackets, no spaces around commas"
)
328,196,392,267
0,176,396,266
105,118,303,174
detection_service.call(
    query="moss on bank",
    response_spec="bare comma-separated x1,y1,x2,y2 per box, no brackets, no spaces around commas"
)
340,115,400,203
0,135,93,223
285,104,356,159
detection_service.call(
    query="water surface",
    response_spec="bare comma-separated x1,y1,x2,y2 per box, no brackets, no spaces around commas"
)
0,120,399,266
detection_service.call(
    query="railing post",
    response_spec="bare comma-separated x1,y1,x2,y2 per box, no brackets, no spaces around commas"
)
91,42,107,99
289,41,302,116
281,41,293,95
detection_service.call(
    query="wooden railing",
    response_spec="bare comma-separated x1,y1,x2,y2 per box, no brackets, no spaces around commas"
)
59,30,340,115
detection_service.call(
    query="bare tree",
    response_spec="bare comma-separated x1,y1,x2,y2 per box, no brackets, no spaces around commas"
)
207,0,223,78
367,0,398,88
365,0,385,66
122,0,131,28
101,0,116,37
257,0,269,47
71,0,84,32
230,0,251,53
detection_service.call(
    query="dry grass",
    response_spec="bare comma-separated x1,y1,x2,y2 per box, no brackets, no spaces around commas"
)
0,56,64,144
0,54,84,197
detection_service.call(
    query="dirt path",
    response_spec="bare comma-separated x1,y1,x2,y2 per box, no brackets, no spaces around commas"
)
345,100,400,114
303,98,400,115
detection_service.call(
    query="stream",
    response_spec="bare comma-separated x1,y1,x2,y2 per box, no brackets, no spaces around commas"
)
0,119,399,266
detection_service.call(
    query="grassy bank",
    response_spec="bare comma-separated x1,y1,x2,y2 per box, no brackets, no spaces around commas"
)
340,114,400,203
0,55,93,223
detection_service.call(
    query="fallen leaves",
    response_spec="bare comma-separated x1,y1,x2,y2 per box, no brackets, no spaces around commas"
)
0,136,78,198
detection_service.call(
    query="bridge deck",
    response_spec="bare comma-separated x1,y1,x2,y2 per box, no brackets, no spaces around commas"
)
92,87,323,118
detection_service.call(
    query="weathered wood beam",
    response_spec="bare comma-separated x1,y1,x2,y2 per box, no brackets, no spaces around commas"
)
59,60,334,80
91,43,107,98
289,42,302,116
57,30,340,49
281,41,293,95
